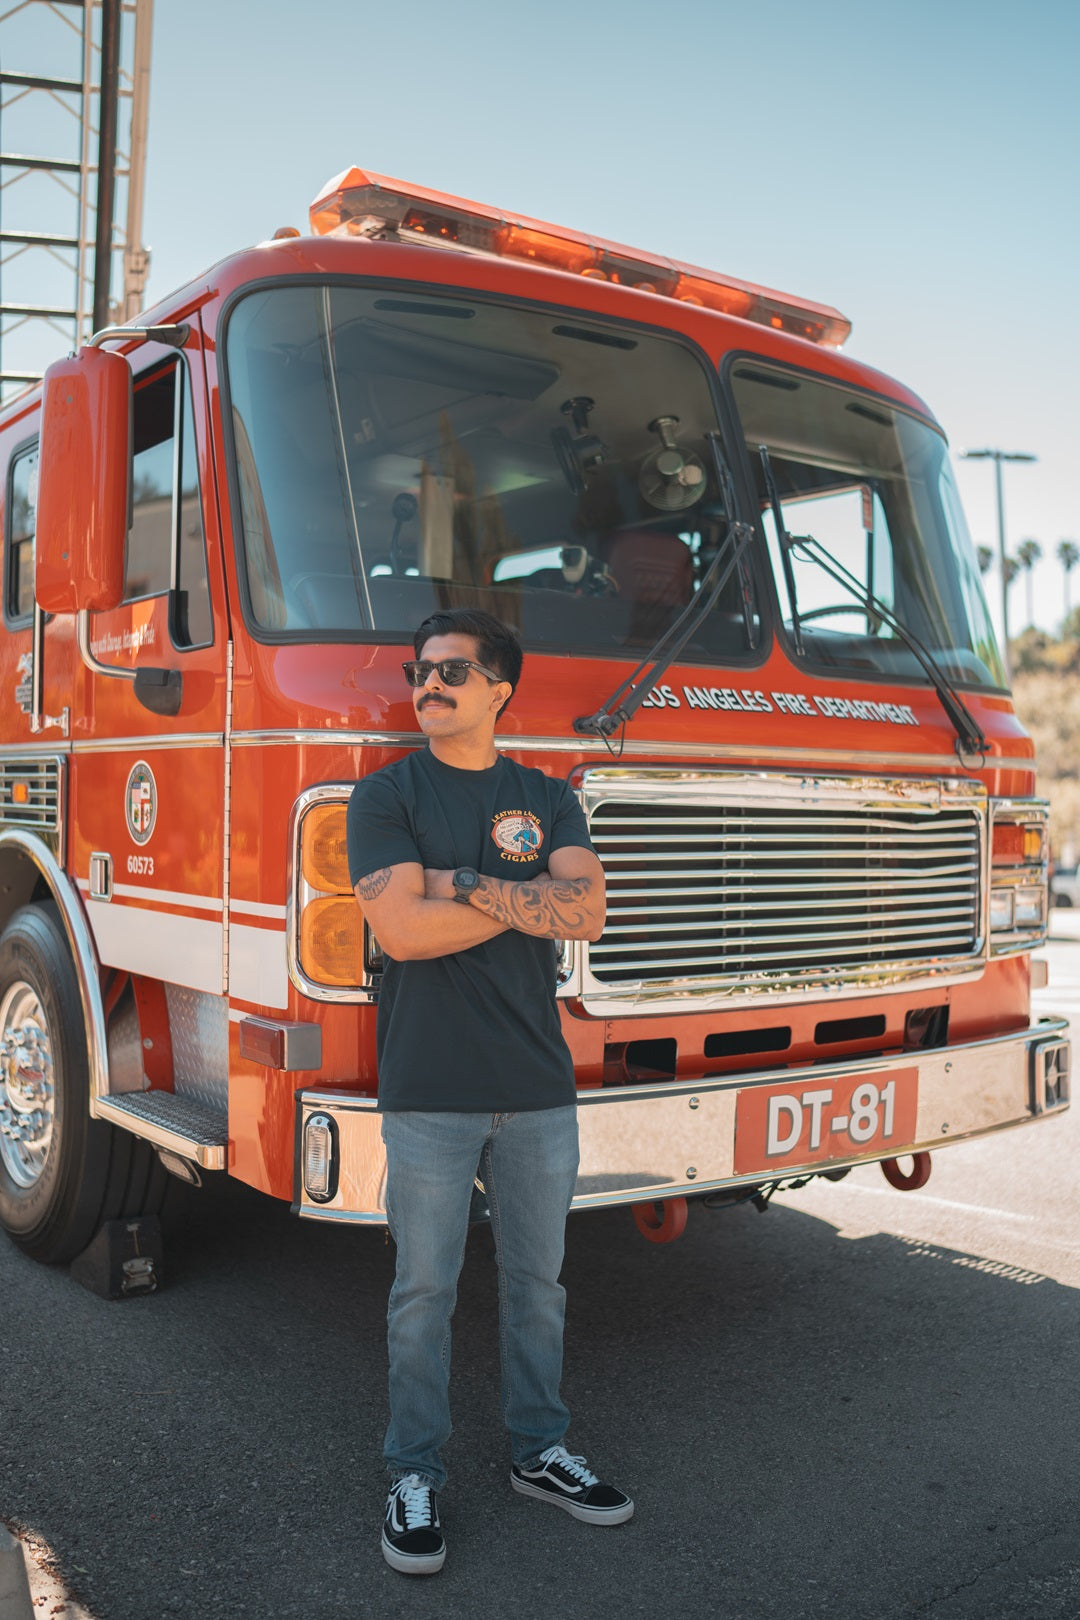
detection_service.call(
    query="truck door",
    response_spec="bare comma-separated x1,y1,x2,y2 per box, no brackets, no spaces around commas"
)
70,327,230,1002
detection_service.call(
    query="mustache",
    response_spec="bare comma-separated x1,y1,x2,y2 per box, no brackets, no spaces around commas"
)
418,693,456,711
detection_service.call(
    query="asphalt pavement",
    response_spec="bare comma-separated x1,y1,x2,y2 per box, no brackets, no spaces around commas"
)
2,929,1080,1619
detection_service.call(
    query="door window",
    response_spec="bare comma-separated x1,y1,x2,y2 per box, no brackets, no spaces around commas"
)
126,363,212,648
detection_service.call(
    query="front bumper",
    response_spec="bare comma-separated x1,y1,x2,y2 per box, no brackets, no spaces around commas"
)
293,1016,1070,1224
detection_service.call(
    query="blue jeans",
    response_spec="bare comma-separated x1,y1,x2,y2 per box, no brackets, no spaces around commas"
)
380,1106,580,1491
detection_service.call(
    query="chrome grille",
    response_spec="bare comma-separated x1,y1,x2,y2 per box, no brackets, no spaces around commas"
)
584,777,982,989
0,756,63,833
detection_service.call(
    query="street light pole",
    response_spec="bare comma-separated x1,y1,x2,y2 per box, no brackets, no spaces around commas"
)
961,448,1036,678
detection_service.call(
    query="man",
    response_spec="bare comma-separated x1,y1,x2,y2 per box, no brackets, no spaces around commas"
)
347,607,632,1576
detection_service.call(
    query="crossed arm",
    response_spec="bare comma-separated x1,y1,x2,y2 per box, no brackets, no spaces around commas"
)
353,845,606,962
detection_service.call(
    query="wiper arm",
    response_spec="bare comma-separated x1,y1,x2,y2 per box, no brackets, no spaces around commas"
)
758,442,804,655
574,433,754,738
756,447,987,761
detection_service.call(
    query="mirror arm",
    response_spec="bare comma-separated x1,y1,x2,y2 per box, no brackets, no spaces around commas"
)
76,611,182,716
86,322,190,351
77,609,135,682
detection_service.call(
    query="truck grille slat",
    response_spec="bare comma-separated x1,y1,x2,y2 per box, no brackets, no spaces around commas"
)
609,874,976,902
598,903,977,938
0,757,64,833
585,783,982,987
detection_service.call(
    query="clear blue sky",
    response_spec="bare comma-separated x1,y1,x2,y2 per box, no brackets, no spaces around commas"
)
8,0,1080,635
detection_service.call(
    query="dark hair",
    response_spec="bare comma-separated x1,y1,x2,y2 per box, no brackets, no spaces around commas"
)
414,609,523,716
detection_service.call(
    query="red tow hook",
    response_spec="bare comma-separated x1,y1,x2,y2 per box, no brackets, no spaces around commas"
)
880,1151,932,1190
632,1196,689,1243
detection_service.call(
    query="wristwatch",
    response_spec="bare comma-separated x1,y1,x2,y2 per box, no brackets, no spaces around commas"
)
452,866,481,905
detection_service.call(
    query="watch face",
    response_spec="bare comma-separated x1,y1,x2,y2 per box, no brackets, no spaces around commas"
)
454,867,479,896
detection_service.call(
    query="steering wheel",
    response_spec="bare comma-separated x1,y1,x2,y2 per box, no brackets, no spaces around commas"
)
796,604,878,626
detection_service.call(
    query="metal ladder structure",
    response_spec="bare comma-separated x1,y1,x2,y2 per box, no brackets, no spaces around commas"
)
0,0,152,399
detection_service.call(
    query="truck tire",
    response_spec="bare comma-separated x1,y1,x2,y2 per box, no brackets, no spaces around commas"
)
0,903,165,1264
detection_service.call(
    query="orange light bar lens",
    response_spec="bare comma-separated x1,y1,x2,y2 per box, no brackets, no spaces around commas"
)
300,895,363,986
302,803,351,893
309,167,852,347
675,273,754,320
495,224,598,276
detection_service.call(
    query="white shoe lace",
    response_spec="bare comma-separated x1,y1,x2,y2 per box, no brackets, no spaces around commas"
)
536,1445,598,1486
391,1473,435,1529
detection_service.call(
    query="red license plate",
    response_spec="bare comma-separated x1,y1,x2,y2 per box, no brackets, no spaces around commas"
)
733,1067,919,1175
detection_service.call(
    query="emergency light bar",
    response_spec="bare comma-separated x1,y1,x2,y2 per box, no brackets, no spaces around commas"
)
309,167,852,348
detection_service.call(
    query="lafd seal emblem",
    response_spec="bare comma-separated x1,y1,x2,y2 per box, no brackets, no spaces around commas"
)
125,761,157,845
491,810,544,863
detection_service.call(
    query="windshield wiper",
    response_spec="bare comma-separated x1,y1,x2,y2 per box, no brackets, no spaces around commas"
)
574,434,755,738
756,445,987,761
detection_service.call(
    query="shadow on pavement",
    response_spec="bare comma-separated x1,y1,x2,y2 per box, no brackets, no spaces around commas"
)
2,1172,1078,1620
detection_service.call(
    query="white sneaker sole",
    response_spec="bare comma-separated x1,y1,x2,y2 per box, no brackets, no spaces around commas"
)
381,1530,446,1574
511,1472,635,1524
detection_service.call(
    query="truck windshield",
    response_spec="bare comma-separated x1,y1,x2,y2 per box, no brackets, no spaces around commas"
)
730,361,1006,690
224,283,761,660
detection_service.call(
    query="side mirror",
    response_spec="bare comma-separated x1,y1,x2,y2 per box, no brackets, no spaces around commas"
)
35,347,131,614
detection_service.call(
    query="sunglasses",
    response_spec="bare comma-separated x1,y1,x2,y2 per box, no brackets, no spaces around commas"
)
402,658,504,688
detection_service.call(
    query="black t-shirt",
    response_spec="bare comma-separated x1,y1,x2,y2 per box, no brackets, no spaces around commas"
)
346,748,594,1112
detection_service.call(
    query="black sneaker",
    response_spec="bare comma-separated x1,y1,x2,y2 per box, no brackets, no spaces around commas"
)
511,1444,634,1525
381,1473,446,1574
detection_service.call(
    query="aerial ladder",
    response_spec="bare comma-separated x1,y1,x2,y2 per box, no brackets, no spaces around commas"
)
0,0,152,398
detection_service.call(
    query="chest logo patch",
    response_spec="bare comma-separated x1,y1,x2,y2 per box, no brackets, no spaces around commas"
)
491,809,544,862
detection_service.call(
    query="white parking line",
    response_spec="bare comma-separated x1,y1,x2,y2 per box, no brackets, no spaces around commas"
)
824,1182,1038,1222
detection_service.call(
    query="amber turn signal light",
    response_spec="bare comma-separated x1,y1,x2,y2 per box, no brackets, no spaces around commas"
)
301,803,351,893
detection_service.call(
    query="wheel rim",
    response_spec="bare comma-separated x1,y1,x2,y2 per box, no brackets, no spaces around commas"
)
0,981,55,1189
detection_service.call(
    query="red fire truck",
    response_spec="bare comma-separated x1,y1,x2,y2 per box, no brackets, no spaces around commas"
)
0,166,1068,1268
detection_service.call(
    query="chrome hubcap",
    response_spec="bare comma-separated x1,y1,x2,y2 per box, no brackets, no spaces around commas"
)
0,983,55,1188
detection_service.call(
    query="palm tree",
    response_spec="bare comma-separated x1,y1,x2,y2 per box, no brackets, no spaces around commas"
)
1015,537,1042,626
976,545,994,576
1058,539,1080,616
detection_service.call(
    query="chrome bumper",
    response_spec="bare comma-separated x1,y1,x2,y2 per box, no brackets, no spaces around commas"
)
294,1017,1070,1224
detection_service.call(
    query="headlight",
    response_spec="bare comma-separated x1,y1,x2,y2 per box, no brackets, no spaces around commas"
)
989,887,1015,931
297,802,363,989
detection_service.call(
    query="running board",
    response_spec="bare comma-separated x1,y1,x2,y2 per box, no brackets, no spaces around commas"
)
96,1090,227,1170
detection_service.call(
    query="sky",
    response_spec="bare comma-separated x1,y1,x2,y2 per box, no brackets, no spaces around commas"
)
3,0,1078,639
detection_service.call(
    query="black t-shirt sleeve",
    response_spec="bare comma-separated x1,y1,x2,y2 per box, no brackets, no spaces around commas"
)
346,773,421,886
547,780,594,858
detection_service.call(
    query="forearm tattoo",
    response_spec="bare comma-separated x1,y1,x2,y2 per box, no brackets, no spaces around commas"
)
355,867,392,901
472,874,594,936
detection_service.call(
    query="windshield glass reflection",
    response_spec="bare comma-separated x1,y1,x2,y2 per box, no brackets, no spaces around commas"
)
731,362,1005,690
224,284,762,661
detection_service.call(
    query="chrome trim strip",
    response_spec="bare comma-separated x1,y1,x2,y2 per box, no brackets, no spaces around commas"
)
287,783,378,1004
0,741,72,758
228,728,1035,773
70,731,224,753
0,830,109,1107
295,1017,1070,1222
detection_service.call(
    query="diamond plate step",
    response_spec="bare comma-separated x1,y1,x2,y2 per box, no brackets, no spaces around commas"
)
96,1089,227,1170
